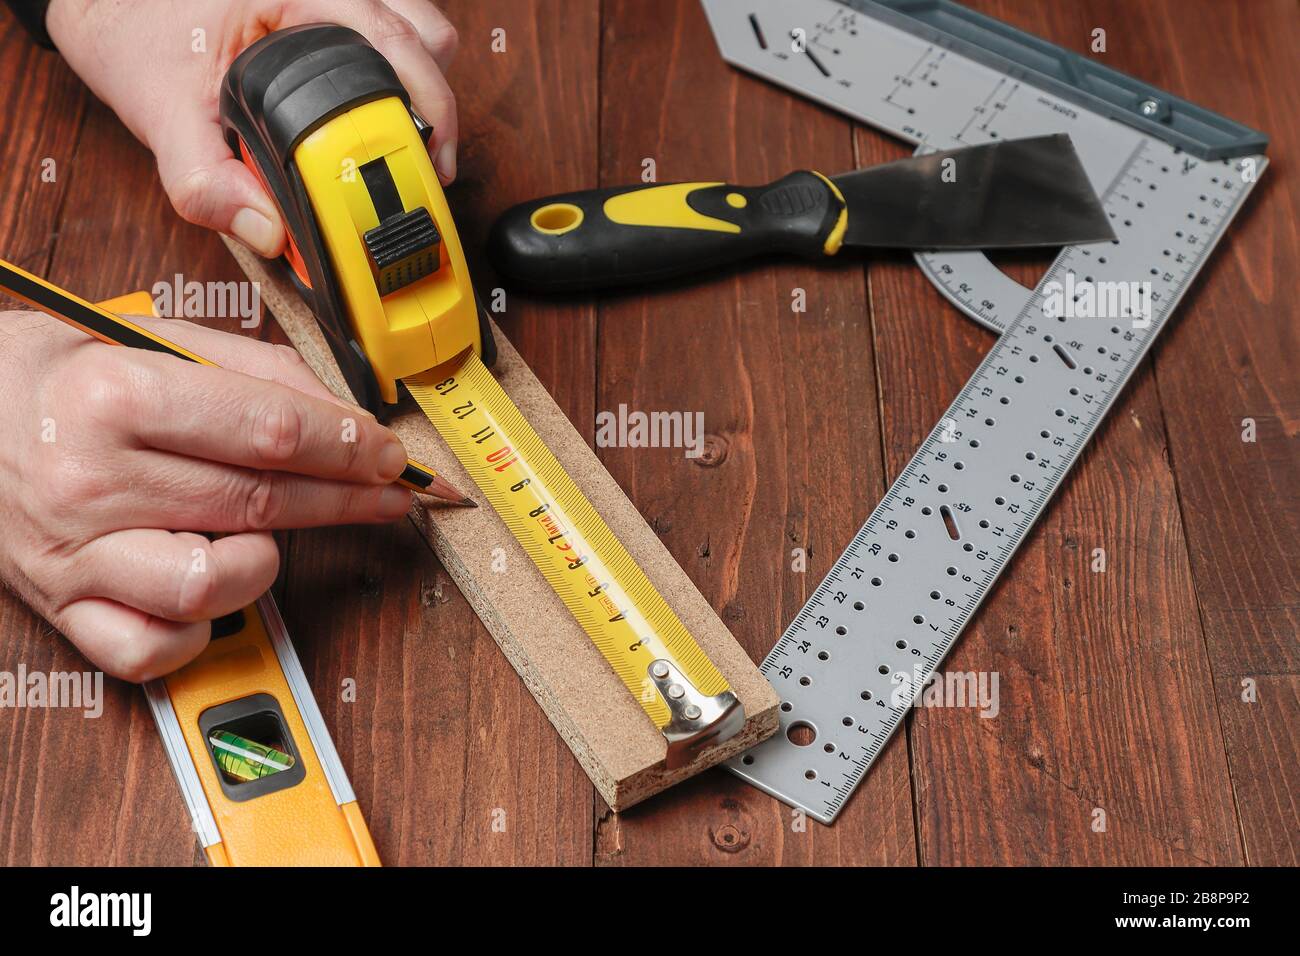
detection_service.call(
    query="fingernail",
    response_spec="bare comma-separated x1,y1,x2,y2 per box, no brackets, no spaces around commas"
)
434,140,457,183
231,207,276,257
378,485,412,519
377,439,408,481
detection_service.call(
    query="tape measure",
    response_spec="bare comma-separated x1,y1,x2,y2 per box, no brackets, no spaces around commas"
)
222,26,742,766
702,0,1268,822
95,291,379,865
407,355,742,763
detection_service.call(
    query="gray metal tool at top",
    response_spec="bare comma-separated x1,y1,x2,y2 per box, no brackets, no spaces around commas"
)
700,0,1268,824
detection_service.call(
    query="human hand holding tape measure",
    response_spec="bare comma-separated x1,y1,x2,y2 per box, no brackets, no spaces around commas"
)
0,0,475,865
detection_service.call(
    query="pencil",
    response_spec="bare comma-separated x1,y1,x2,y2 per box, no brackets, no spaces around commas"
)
0,257,476,507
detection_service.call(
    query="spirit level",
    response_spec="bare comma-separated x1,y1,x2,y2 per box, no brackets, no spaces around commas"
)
144,594,379,866
702,0,1268,823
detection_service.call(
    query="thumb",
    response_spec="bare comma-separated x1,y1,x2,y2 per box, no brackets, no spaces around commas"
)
153,106,287,258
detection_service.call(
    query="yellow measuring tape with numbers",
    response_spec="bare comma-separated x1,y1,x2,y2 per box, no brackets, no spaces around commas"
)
223,26,743,767
406,357,741,761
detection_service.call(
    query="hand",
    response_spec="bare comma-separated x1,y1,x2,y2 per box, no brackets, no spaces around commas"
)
0,311,414,681
46,0,459,257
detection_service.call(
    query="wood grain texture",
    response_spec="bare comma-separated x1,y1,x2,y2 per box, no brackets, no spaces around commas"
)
0,20,95,867
590,0,917,865
0,49,267,862
1092,0,1300,866
1,0,1296,866
867,0,1245,866
430,0,603,860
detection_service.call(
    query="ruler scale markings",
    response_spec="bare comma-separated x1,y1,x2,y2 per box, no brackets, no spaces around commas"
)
406,354,746,766
702,0,1265,822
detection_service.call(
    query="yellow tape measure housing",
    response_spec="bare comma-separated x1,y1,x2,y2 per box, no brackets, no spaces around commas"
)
294,96,482,404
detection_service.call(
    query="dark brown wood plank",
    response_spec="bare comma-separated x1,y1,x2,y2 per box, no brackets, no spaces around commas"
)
0,18,184,866
1089,0,1299,865
5,0,1292,869
0,25,85,271
862,0,1248,864
591,0,916,865
278,519,596,865
1216,675,1299,865
0,20,91,868
276,0,601,864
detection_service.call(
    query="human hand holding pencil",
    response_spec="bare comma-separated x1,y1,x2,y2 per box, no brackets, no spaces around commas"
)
0,259,469,682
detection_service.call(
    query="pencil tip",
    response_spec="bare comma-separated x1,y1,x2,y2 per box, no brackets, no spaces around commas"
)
420,473,478,506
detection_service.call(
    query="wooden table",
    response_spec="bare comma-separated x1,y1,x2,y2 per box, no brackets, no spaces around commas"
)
1,0,1295,866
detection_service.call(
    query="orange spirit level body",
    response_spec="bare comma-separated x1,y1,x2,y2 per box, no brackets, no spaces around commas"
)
144,593,378,867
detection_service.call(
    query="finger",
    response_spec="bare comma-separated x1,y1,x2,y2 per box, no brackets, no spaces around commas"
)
125,317,348,408
100,449,413,531
54,597,211,683
152,103,287,257
381,0,459,70
85,349,406,484
308,0,459,182
70,530,278,623
398,48,459,183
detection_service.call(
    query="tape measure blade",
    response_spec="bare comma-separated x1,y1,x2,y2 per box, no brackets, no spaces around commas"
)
404,353,743,763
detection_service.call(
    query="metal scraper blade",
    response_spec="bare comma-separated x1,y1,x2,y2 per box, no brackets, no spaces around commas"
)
834,134,1116,249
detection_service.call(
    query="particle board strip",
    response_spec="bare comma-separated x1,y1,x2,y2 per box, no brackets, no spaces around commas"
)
222,236,779,809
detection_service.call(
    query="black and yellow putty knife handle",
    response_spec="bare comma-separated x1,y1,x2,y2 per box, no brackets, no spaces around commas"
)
0,257,473,505
487,172,847,292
